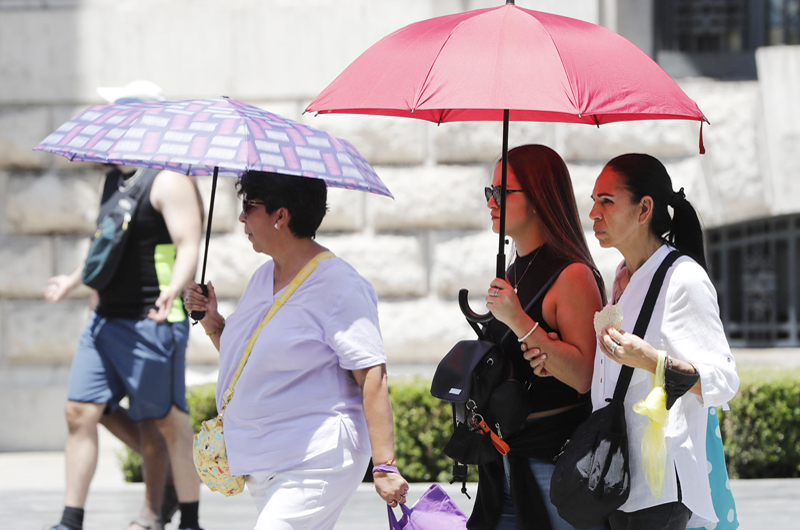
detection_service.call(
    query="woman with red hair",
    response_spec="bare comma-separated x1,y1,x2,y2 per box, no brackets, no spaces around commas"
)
470,144,606,530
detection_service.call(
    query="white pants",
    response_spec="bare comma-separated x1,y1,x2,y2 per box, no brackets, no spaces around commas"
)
245,428,370,530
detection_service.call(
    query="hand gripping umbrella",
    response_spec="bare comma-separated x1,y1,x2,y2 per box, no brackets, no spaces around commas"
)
306,0,707,322
35,97,392,319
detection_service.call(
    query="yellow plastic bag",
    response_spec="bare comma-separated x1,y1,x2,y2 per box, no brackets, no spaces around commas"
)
632,350,669,498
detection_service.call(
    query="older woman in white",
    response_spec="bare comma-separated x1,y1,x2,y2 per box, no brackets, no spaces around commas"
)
185,171,407,530
589,154,739,530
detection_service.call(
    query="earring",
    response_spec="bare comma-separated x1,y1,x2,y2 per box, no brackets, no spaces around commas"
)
274,223,279,230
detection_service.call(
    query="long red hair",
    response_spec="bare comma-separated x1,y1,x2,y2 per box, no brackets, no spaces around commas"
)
506,144,606,301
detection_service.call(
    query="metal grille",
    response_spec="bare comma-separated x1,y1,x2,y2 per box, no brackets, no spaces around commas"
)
707,214,800,347
658,0,748,52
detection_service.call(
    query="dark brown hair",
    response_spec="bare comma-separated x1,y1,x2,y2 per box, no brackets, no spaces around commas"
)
506,144,606,301
237,171,327,239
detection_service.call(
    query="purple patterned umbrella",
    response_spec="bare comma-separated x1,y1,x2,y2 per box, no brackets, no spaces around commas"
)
34,97,392,197
35,98,391,318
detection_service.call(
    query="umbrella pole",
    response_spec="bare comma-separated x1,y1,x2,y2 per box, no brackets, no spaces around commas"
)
458,109,511,324
497,109,509,278
191,166,218,322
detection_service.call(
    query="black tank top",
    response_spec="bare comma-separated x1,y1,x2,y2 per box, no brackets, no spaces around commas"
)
484,243,589,413
95,168,186,321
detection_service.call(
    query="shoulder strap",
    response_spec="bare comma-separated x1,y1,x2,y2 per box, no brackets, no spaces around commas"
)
220,251,335,413
613,251,681,401
497,263,570,344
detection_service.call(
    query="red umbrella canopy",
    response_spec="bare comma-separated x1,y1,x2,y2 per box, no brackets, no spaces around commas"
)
307,3,706,126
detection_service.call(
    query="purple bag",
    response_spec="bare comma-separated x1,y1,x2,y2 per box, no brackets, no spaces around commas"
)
387,484,468,530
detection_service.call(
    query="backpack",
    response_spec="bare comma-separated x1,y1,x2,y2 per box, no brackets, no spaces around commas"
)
430,266,566,492
81,167,158,291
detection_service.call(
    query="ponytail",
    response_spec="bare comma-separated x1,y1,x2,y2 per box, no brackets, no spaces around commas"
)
606,154,707,270
666,187,707,269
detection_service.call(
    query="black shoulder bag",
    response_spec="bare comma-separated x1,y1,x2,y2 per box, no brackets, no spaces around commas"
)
431,266,567,474
549,251,680,529
82,168,158,291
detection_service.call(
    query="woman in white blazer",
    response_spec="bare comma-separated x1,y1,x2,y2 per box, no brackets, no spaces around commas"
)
588,154,739,530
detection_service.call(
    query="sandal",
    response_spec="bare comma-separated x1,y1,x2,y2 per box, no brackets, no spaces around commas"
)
127,518,165,530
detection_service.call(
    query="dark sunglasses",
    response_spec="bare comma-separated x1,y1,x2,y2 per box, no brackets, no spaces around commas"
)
484,186,524,204
242,199,265,217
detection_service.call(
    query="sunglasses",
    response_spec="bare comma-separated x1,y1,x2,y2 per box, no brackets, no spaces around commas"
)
242,199,265,217
484,186,524,204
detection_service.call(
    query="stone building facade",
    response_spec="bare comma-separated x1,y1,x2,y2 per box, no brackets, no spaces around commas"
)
1,0,798,450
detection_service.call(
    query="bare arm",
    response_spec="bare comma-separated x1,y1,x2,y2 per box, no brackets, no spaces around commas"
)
148,170,203,322
489,264,602,393
352,364,409,506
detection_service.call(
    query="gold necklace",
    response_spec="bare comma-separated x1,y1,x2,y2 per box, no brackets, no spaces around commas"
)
513,245,543,293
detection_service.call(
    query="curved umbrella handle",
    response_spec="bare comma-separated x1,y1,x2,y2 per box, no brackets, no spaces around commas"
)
459,288,494,323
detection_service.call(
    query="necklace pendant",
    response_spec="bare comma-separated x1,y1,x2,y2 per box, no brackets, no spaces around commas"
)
514,287,518,293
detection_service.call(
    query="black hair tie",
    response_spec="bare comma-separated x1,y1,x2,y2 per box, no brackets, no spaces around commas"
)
669,187,686,206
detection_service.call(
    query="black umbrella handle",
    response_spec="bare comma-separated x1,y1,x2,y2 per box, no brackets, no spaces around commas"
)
190,283,209,322
459,289,494,323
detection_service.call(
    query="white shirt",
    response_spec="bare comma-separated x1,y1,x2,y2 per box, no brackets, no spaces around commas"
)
217,257,386,476
591,244,739,527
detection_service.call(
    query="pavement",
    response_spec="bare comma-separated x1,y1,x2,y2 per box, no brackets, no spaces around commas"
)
2,430,800,530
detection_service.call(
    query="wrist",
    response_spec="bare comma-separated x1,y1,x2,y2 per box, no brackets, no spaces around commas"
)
372,458,398,475
201,313,224,333
517,320,539,343
206,319,225,337
512,313,536,337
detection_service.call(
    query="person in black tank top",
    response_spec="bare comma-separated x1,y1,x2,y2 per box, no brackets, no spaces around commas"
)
43,163,205,530
468,145,606,530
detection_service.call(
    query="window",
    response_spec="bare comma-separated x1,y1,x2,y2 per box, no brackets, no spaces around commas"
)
707,214,800,346
655,0,800,78
658,0,748,53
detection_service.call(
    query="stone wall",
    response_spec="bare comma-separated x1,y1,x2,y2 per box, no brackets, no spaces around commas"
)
0,0,797,450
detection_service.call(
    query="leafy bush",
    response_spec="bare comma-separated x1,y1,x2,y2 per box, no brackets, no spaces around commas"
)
720,367,800,479
389,376,478,483
120,447,143,483
187,383,218,431
118,384,219,482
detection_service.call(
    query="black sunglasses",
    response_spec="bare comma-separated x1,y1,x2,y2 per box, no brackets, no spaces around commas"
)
242,199,265,217
484,186,524,204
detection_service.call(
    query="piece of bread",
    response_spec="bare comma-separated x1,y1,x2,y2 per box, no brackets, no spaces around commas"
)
594,304,623,335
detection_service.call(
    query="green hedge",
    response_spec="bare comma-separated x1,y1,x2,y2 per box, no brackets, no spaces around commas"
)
720,367,800,479
120,370,800,482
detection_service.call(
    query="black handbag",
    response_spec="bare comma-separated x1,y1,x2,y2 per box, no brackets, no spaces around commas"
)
431,267,566,465
549,251,680,529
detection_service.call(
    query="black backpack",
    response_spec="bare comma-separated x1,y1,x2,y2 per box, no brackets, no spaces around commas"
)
430,267,566,493
81,168,158,291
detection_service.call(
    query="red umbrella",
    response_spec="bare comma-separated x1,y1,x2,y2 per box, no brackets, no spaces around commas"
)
306,0,707,320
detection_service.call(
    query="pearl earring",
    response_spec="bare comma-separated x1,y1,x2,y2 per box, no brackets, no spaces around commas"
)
274,223,279,230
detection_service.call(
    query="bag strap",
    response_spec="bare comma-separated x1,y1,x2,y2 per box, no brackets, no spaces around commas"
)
498,264,570,344
613,251,681,401
219,250,335,414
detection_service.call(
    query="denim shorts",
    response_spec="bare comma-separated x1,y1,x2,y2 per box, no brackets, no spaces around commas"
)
67,312,189,421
